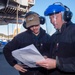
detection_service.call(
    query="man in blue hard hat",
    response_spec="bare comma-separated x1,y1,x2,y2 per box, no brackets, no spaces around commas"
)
36,2,75,75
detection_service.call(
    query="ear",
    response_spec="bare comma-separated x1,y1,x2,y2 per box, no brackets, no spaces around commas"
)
40,16,45,24
64,11,73,22
23,21,27,29
63,5,73,22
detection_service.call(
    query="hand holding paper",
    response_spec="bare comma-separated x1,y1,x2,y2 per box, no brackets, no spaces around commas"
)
12,44,45,68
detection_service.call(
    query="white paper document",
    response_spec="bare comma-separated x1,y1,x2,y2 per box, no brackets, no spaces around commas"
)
12,44,45,67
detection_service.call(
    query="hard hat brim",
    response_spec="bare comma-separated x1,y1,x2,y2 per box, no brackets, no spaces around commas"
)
44,5,65,16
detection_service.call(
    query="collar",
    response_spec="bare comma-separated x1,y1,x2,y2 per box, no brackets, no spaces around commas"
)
57,21,72,33
27,27,46,38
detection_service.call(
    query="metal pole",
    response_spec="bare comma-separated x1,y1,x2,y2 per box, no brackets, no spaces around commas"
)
45,16,48,33
16,5,18,35
17,4,21,34
16,4,20,35
7,24,9,40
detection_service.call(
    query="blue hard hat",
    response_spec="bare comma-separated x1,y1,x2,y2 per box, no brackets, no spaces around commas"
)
44,4,65,16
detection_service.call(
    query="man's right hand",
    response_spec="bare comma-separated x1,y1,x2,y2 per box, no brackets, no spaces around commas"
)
14,64,27,73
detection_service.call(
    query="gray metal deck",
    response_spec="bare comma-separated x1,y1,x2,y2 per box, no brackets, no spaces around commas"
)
0,53,19,75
